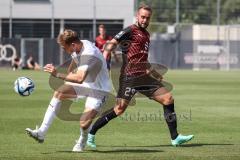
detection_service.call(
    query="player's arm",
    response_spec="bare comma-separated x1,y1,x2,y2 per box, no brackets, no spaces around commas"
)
44,56,102,84
60,69,88,84
103,39,118,60
67,59,77,73
103,26,131,60
43,64,87,84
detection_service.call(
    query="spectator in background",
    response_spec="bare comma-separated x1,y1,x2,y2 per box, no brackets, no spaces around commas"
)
95,24,119,70
12,56,22,71
23,55,41,70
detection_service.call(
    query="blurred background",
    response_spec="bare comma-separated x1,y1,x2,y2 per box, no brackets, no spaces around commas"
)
0,0,240,70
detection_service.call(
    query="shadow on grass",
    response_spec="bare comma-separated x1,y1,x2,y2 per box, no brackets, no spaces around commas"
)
41,143,233,154
97,143,234,148
91,148,163,153
179,143,234,147
46,148,163,154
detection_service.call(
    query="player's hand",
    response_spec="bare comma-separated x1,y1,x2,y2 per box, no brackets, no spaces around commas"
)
146,68,152,75
43,64,57,77
146,68,163,82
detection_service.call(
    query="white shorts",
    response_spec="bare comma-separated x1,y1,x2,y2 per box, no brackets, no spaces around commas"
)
85,96,106,112
66,82,108,112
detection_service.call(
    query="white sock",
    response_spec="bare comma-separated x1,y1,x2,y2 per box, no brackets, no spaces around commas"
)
38,97,61,136
81,128,88,136
77,125,92,143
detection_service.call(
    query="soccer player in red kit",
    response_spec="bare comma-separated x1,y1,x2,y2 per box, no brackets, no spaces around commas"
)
95,24,119,70
95,24,112,53
87,4,194,148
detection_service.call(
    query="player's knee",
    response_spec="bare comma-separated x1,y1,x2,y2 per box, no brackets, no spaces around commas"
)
81,125,88,130
115,109,124,115
80,121,90,130
162,94,174,105
114,105,126,116
53,91,64,100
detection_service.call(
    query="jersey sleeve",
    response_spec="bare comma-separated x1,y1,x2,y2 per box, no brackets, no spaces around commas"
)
78,55,102,73
113,26,132,43
77,55,103,82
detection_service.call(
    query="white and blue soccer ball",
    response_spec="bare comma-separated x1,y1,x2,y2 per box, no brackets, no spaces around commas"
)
14,77,35,96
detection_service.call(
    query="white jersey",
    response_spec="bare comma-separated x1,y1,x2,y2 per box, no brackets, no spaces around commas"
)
70,40,111,93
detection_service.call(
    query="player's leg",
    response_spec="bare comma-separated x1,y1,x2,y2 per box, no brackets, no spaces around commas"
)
152,87,194,146
73,96,104,152
87,98,130,148
152,87,178,139
87,75,136,148
25,84,77,143
38,85,77,135
72,108,98,152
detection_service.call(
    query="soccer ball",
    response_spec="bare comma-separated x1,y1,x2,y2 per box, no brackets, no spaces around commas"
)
14,77,35,96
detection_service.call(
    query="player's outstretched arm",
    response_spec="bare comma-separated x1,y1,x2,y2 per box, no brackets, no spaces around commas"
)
43,64,87,84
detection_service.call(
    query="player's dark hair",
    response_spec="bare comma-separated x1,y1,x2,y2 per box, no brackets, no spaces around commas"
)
98,24,105,29
57,29,80,46
138,4,152,13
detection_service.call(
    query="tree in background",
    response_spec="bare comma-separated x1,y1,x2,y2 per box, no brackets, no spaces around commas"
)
222,0,240,24
138,0,240,32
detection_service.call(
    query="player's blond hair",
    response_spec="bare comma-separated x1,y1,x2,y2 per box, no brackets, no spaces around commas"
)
57,29,80,46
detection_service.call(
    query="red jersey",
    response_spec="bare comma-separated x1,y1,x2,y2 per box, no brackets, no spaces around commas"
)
114,24,150,76
95,35,112,52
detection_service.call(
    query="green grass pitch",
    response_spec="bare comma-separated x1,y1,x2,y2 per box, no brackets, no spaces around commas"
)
0,68,240,160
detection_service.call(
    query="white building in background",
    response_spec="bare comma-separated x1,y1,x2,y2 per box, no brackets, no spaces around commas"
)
0,0,135,67
0,0,135,39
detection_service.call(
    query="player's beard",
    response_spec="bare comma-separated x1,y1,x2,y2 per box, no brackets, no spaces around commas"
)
137,21,148,29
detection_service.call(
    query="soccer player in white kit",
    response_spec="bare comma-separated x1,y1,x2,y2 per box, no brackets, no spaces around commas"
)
25,29,111,152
